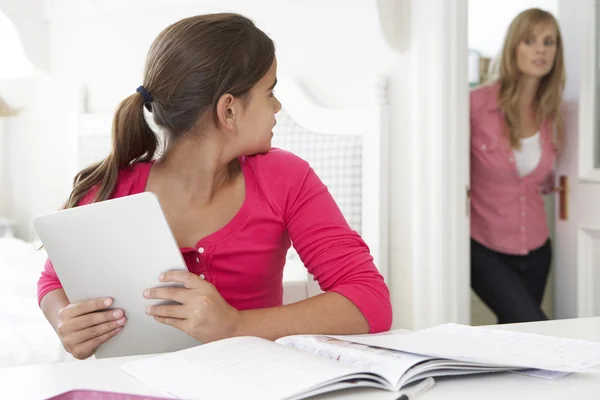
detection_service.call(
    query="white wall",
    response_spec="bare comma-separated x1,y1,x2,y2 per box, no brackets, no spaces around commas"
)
47,0,402,111
469,0,559,58
1,0,415,328
0,0,49,72
0,76,81,239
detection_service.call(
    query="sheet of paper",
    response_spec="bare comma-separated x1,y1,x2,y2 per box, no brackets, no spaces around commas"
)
277,334,431,387
121,336,362,400
330,323,600,373
513,369,570,380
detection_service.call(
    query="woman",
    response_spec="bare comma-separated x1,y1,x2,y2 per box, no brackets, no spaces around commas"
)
37,13,392,360
470,8,565,324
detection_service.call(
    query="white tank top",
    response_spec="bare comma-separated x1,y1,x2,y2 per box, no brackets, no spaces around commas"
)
513,132,541,177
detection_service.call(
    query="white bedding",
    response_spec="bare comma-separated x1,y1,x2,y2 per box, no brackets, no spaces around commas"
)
0,237,73,367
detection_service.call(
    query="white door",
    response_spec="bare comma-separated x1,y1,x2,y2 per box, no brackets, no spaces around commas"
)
554,0,600,319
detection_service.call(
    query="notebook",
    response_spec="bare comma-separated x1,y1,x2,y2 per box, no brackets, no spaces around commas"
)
46,389,172,400
120,323,600,400
34,192,201,358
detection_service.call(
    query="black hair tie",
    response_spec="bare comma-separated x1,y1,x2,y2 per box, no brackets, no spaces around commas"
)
136,85,153,111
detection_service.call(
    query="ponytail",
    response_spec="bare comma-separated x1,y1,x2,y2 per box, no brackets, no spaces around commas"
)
64,93,157,209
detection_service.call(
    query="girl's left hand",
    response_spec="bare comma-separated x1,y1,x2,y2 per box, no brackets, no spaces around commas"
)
143,271,242,343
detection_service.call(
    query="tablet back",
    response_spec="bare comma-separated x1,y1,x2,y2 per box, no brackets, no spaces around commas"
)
34,192,200,358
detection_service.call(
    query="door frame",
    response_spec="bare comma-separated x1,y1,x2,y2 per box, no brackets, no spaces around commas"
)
410,0,471,329
554,0,598,319
576,0,598,183
427,0,600,324
573,0,598,317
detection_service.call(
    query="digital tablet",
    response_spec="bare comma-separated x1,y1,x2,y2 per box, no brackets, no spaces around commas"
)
34,192,200,358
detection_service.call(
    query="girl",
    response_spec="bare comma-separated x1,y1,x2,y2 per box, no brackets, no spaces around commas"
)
470,8,565,324
38,13,392,359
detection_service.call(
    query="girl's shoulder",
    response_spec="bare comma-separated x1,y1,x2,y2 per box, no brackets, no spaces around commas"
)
245,148,310,177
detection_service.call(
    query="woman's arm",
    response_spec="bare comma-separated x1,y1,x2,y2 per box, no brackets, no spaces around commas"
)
38,260,126,359
38,258,69,330
40,288,69,331
146,268,379,342
234,291,370,340
540,170,561,195
251,151,392,336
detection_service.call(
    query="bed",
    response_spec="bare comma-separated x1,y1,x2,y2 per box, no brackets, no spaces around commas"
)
0,74,390,367
0,235,74,367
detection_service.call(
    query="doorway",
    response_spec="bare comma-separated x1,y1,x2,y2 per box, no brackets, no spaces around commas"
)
466,0,600,325
467,0,559,325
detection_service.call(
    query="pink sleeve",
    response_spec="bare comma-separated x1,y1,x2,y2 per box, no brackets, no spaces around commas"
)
37,258,63,305
260,150,392,333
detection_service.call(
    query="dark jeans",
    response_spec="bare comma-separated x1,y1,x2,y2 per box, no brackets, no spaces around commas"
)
471,238,551,324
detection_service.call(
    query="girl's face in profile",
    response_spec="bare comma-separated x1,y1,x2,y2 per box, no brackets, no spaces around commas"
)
234,58,282,156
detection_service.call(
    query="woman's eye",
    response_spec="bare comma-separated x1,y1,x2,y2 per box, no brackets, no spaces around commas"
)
524,39,534,45
544,39,555,46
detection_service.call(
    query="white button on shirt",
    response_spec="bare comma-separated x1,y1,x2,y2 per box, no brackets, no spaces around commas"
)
198,247,205,254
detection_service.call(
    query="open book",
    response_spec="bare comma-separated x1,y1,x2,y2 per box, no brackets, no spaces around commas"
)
121,323,600,400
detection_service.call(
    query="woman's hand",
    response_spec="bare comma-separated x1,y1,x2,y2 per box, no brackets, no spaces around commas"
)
144,271,242,343
56,298,126,359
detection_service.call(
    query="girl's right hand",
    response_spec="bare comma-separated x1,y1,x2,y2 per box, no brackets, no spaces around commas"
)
56,297,126,360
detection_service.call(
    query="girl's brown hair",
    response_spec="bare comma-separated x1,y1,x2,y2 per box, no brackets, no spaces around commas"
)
65,13,275,208
491,8,566,150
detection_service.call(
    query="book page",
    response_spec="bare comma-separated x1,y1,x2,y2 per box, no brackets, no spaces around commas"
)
329,323,600,373
276,332,431,389
121,336,367,400
513,369,570,380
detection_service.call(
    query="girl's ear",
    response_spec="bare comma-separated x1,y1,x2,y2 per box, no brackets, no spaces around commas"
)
215,93,237,131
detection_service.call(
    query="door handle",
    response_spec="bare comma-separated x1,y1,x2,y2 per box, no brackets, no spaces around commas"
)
558,175,568,220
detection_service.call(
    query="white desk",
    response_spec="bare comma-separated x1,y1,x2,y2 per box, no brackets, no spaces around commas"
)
1,318,600,400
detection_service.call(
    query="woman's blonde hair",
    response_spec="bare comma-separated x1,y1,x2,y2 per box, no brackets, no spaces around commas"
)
488,8,565,150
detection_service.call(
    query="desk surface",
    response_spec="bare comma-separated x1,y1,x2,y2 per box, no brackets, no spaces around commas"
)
1,317,600,400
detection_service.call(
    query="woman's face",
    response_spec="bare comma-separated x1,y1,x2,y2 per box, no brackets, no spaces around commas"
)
516,23,558,79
